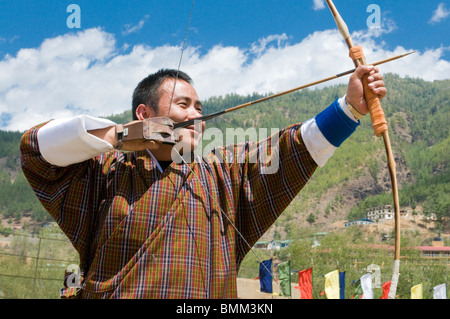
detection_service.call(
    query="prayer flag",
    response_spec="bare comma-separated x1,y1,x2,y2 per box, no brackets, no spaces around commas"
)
411,283,422,299
278,261,291,297
433,283,447,299
298,267,313,299
339,271,346,299
324,270,340,299
259,259,273,293
361,273,373,299
380,281,391,299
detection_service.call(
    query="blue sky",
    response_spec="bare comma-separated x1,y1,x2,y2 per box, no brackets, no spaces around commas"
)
1,0,449,59
0,0,449,131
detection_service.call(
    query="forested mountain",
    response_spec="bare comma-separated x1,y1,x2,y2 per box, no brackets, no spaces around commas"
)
1,74,449,235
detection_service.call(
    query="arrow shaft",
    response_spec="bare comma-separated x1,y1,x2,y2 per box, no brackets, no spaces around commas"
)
173,51,414,129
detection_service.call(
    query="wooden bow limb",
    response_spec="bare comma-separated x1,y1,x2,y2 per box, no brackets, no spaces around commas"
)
325,0,401,299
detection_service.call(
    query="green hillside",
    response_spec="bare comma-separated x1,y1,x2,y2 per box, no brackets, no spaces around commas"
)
0,74,449,236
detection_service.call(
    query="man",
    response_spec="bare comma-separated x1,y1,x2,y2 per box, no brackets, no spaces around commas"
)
21,66,386,298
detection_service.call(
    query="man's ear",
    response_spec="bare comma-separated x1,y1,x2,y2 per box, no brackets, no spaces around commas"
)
135,104,155,120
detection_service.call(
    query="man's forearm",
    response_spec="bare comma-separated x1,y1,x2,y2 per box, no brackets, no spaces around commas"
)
88,126,117,147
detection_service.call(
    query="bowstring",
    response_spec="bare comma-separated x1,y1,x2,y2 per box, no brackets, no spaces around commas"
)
168,0,290,298
167,0,195,118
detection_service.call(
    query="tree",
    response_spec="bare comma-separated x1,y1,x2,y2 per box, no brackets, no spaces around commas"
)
307,213,316,224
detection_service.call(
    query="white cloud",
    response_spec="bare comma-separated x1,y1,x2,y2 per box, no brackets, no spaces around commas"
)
0,27,449,131
360,16,397,38
429,3,450,23
0,35,19,45
122,15,150,35
313,0,325,11
250,33,289,57
0,28,182,131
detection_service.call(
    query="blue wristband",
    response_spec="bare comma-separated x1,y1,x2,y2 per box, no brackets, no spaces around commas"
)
315,99,360,147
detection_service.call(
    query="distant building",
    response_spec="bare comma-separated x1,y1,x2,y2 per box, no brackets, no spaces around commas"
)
254,241,269,249
418,245,450,258
432,237,444,247
40,221,58,228
418,237,450,259
254,240,293,250
367,205,394,221
344,218,374,227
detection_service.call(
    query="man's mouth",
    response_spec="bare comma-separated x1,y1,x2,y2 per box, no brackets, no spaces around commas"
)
185,125,198,134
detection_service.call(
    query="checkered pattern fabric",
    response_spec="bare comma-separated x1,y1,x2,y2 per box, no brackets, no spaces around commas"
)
21,122,316,298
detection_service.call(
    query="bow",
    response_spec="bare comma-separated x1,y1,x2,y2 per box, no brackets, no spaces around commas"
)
324,0,401,299
163,0,404,298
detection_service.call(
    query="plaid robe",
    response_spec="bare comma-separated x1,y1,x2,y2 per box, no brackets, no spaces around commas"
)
20,122,317,298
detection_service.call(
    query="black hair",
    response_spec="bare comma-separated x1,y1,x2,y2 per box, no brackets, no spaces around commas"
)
131,69,193,120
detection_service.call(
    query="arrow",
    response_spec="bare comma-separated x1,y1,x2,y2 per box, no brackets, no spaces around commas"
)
173,51,414,129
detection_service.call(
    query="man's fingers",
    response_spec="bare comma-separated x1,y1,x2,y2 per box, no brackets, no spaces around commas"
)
354,65,386,99
353,65,375,79
367,71,383,83
370,82,387,98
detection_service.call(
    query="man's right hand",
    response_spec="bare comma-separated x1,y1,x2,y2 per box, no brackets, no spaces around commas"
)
88,119,180,160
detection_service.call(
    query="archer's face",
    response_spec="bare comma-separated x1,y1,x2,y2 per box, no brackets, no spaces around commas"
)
157,78,205,153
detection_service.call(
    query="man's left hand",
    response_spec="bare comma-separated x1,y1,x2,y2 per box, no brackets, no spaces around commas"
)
346,65,387,115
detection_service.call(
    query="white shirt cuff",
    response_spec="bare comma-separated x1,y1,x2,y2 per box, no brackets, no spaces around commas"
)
37,115,116,167
301,118,337,167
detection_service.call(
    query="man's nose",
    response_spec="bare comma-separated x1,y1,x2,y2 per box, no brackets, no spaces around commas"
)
186,106,201,119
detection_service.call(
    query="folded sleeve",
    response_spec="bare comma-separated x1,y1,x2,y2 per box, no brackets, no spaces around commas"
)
37,115,115,167
20,116,117,264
